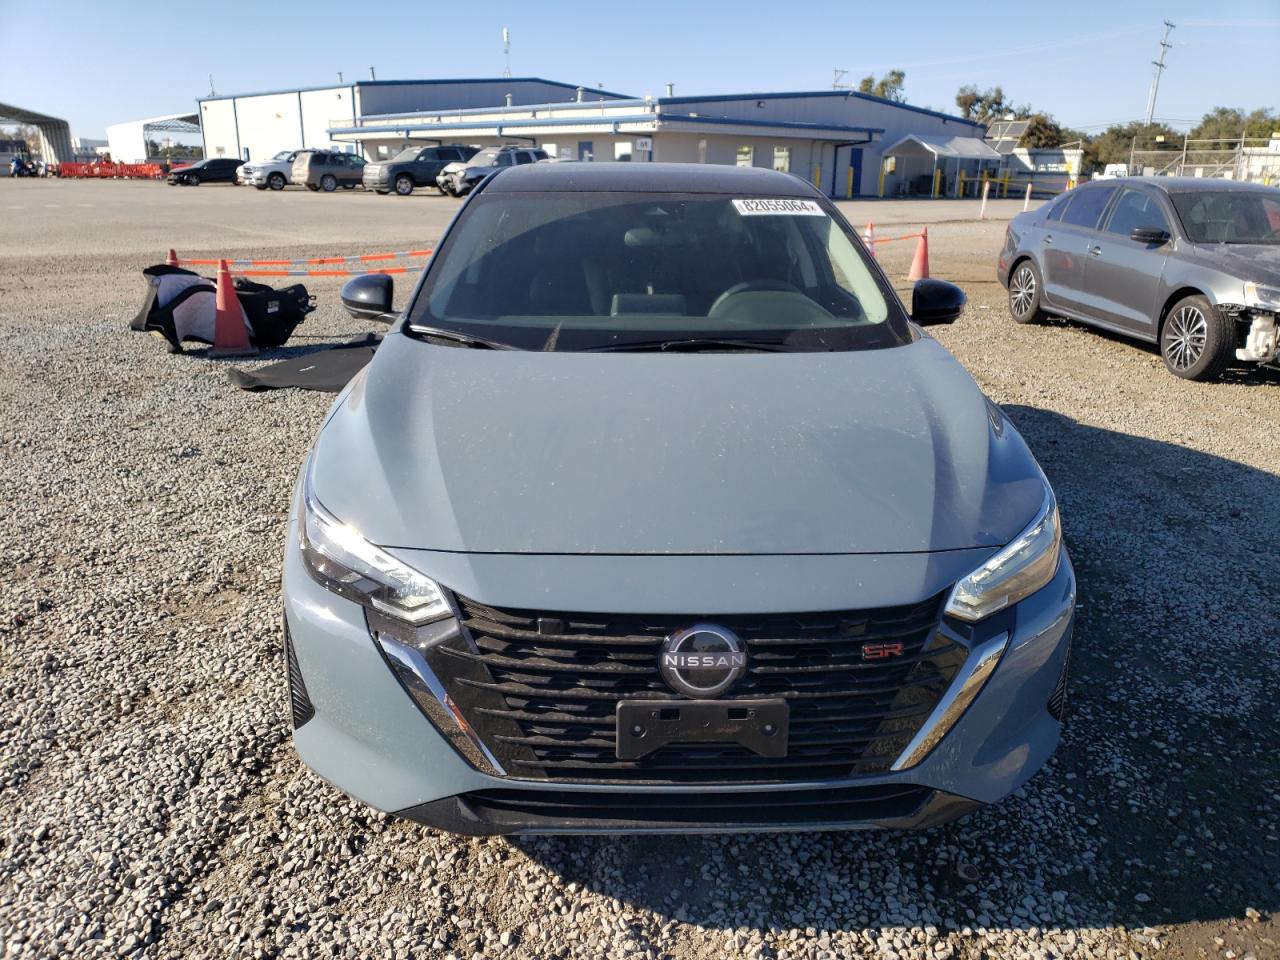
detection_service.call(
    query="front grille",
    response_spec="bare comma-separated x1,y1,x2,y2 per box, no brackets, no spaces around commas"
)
461,782,933,829
284,622,315,728
435,594,964,784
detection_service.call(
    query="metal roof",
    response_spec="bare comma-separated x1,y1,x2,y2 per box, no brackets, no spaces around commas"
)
0,101,73,162
881,133,1001,160
657,90,985,128
198,78,632,104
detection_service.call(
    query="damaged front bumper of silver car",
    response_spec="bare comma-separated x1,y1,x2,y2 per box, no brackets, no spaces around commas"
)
1226,283,1280,365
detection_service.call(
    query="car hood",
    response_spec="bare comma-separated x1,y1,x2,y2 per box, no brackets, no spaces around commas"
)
440,162,466,175
1189,243,1280,284
310,333,1047,555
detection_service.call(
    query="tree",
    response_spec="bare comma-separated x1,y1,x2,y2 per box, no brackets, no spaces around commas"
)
1020,114,1081,149
1081,120,1181,171
954,85,1030,125
1188,106,1278,144
858,70,906,103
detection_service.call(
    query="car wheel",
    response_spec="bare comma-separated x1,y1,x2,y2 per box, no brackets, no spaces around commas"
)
395,175,414,196
320,174,337,192
187,174,200,186
1160,294,1234,381
1007,259,1045,324
375,189,390,195
268,173,286,191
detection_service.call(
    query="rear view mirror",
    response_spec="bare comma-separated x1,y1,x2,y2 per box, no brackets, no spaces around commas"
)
1129,226,1170,245
911,279,966,326
341,274,396,322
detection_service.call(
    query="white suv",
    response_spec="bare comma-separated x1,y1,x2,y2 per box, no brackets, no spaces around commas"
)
238,150,300,191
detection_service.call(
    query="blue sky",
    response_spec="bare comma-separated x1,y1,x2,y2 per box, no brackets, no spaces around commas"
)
2,1,1277,138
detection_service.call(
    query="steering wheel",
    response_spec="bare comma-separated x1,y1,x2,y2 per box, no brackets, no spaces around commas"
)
708,279,803,318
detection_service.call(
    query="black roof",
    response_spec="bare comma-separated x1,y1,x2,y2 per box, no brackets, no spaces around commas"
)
485,162,822,195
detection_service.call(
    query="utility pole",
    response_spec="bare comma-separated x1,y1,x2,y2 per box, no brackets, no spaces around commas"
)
1143,20,1175,126
502,28,511,79
832,69,849,91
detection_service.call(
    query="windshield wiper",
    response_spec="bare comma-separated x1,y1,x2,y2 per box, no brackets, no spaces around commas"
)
590,337,794,353
409,325,519,350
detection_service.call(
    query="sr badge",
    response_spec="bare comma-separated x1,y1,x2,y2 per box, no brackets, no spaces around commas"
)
659,624,747,698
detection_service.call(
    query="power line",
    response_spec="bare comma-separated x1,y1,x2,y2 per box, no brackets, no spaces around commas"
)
1143,20,1175,127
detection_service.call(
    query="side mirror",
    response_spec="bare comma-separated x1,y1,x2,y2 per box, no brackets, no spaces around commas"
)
340,274,396,322
1129,225,1170,245
911,278,966,326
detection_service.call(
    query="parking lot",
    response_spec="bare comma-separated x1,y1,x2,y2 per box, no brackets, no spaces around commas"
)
1,177,1277,960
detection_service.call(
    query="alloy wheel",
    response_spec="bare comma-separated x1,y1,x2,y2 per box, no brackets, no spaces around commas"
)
1010,265,1036,318
1164,305,1207,371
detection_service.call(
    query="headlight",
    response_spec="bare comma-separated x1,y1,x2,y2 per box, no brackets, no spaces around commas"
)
1243,281,1280,312
944,488,1062,622
299,458,450,623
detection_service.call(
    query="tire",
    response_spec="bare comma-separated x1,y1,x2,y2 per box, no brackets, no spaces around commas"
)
375,189,390,195
320,174,337,193
187,174,200,186
395,175,414,196
1007,259,1046,324
268,172,286,191
1160,294,1234,381
307,183,320,192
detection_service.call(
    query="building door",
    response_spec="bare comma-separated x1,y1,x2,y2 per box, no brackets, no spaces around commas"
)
847,148,863,197
577,141,593,161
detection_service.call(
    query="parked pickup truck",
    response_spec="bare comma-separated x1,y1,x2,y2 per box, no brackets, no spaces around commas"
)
238,150,301,190
362,145,478,196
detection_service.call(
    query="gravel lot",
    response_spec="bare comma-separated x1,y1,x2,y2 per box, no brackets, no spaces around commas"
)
1,179,1277,960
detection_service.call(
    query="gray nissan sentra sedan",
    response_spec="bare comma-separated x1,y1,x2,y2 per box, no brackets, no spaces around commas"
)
283,163,1076,835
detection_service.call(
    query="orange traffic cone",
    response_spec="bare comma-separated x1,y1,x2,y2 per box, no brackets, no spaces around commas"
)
863,221,876,258
209,259,256,357
166,248,178,267
907,228,930,281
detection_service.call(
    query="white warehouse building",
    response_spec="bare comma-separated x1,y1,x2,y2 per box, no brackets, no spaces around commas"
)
197,78,630,165
196,78,995,198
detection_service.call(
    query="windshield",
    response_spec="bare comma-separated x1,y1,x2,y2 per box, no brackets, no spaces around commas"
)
1171,190,1280,244
273,151,292,160
407,191,909,352
392,148,421,162
469,148,502,167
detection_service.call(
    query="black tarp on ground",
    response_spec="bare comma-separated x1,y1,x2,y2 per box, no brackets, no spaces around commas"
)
131,265,313,353
227,334,381,392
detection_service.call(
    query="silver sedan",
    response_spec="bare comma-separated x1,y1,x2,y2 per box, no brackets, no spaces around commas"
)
998,177,1280,381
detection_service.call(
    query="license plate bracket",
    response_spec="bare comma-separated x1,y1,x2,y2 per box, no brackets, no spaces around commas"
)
615,699,789,760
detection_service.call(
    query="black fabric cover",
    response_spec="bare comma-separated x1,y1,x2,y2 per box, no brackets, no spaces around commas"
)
132,265,313,352
227,334,381,392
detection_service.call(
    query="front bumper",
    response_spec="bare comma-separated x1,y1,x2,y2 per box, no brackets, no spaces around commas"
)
283,514,1075,834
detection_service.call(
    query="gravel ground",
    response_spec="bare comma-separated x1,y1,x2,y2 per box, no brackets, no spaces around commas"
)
1,179,1277,960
